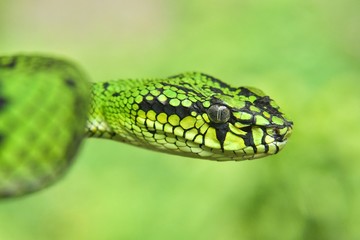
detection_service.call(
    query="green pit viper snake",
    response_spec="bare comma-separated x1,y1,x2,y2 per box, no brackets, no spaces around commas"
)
0,55,293,199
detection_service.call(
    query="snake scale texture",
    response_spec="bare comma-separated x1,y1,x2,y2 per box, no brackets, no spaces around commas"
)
0,55,293,199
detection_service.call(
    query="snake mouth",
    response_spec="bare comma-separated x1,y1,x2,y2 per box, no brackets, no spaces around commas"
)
242,138,289,161
245,146,285,160
244,124,292,159
207,123,292,161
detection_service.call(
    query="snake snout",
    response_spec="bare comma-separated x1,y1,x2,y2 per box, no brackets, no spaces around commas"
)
273,124,292,143
273,129,283,142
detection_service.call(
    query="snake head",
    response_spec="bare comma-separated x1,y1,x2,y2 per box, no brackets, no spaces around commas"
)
91,72,293,161
159,72,294,161
206,85,293,160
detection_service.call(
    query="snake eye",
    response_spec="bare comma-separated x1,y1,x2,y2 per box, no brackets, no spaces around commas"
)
208,105,231,123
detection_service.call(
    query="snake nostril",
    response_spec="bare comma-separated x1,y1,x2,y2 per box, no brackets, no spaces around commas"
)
273,126,293,142
274,129,281,141
273,128,285,142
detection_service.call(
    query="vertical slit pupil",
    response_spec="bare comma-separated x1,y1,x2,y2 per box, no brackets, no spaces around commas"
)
208,105,230,123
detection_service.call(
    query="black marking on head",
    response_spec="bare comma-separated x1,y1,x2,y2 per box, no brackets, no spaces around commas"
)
214,123,229,151
240,126,254,148
209,87,224,94
248,130,256,153
238,87,255,97
161,83,193,94
273,128,284,142
202,73,237,91
138,100,152,112
163,104,176,116
175,105,189,119
264,143,269,153
147,129,156,134
209,97,228,107
244,101,251,109
255,96,270,105
139,94,190,117
161,83,206,99
139,96,162,114
64,78,76,88
260,129,270,153
254,96,281,115
0,96,8,111
190,101,205,112
150,99,164,114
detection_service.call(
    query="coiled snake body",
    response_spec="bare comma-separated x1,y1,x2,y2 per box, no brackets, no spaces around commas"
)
0,55,293,198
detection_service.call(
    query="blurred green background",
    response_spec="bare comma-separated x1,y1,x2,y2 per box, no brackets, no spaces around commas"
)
1,0,359,239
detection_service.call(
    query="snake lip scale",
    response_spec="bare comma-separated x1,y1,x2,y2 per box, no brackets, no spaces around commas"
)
0,55,293,198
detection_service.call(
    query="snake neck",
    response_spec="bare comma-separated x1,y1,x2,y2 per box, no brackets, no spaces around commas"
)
86,81,123,140
85,82,113,139
85,79,151,146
